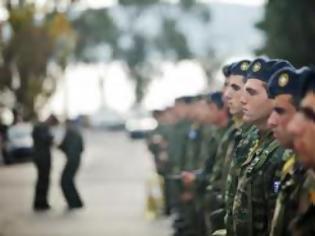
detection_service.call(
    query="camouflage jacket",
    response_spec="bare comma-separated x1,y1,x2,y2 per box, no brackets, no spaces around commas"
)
195,125,229,194
283,170,315,236
168,119,191,174
269,151,306,236
232,131,285,236
182,122,203,171
207,121,238,195
224,124,258,236
196,125,218,169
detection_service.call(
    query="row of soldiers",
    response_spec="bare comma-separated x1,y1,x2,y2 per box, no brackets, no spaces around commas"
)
146,57,315,236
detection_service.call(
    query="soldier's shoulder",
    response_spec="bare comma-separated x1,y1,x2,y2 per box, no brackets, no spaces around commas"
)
268,142,286,164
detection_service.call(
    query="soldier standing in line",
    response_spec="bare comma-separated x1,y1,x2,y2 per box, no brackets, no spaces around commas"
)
266,66,311,236
205,60,252,234
59,119,84,210
147,109,167,174
232,58,293,236
221,59,260,236
287,71,315,236
180,92,230,236
166,96,193,236
182,95,205,172
147,108,176,215
32,115,58,211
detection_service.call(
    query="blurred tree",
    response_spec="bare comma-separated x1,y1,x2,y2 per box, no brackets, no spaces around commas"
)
72,8,119,62
0,4,76,119
256,0,315,67
73,0,213,104
118,0,160,5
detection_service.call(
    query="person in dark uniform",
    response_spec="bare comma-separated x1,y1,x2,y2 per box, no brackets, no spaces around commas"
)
59,119,84,209
32,115,58,211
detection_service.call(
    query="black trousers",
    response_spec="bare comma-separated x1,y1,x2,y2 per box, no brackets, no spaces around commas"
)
61,156,83,208
33,156,51,208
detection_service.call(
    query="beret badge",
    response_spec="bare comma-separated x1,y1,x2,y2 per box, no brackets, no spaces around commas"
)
278,73,289,87
252,62,262,72
241,62,249,71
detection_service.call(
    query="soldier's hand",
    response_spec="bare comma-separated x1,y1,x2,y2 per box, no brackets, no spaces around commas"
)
158,151,168,162
181,171,196,187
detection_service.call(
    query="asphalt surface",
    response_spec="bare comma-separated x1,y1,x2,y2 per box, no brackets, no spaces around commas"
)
0,129,172,236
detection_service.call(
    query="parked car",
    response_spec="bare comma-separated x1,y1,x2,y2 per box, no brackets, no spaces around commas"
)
125,109,157,139
89,107,126,131
5,122,33,163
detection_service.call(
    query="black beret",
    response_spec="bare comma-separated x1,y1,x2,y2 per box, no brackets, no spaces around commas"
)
267,67,303,99
298,67,315,100
246,58,294,83
230,60,251,77
151,109,163,116
206,91,224,109
191,94,204,102
222,64,232,77
175,95,195,104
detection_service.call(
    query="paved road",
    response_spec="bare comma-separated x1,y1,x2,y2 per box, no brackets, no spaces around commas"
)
0,130,172,236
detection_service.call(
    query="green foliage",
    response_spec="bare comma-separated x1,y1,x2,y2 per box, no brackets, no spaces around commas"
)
0,5,76,118
158,18,192,59
73,0,211,103
257,0,315,67
180,0,196,9
118,0,160,5
73,8,119,62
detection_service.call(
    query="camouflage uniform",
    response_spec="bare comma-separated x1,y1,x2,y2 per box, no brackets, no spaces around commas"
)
168,119,191,174
188,125,229,236
147,122,173,214
269,151,305,236
289,170,315,236
195,126,228,195
147,123,171,175
204,121,236,232
232,131,285,236
270,152,315,236
167,119,191,235
225,124,258,236
183,122,202,171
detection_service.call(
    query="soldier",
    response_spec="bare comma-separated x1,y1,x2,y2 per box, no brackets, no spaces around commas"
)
147,109,167,174
166,96,194,235
180,92,230,236
168,96,193,176
287,70,315,236
203,59,251,234
232,58,293,236
59,119,84,209
182,95,205,172
147,108,176,215
181,92,229,194
32,114,58,211
266,66,315,236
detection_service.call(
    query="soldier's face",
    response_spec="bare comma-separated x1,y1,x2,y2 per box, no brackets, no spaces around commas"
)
241,79,273,125
205,102,220,124
174,102,187,119
288,92,315,167
193,100,208,122
267,95,296,148
222,77,230,104
224,75,244,116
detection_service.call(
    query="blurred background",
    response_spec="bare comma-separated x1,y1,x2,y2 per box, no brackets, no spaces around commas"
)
0,0,314,235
